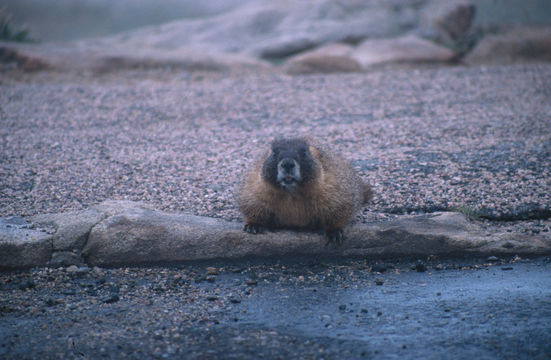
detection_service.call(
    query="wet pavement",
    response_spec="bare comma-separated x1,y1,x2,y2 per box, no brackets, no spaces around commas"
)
1,256,550,359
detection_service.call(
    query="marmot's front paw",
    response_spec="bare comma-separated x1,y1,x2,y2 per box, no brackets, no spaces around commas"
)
243,223,265,234
325,229,344,247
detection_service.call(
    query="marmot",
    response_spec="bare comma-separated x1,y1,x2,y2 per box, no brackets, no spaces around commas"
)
237,137,372,245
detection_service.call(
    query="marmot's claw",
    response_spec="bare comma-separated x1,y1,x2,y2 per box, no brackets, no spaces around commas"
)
325,229,344,248
243,223,264,234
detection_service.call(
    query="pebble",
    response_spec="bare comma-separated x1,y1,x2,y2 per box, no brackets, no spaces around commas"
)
102,294,120,303
206,267,219,275
414,261,427,272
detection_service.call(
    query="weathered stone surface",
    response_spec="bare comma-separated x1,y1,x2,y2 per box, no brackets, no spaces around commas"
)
3,201,550,268
49,251,86,267
0,217,52,269
465,26,551,65
417,0,476,47
30,209,105,251
0,42,270,73
83,201,551,267
87,0,422,59
285,43,362,74
83,204,243,266
351,35,457,68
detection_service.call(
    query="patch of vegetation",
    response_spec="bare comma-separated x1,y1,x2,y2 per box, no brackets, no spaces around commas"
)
0,8,35,43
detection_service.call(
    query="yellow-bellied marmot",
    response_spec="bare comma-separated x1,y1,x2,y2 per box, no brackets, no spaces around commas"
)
237,137,372,245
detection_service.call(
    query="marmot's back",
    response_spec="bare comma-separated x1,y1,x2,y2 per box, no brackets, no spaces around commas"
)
237,137,372,245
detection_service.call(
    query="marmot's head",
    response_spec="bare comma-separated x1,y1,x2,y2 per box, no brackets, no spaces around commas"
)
262,137,315,192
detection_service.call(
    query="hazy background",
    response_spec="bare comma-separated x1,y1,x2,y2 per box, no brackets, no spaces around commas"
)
4,0,551,43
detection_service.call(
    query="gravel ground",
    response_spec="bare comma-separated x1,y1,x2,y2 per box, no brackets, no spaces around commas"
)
1,64,550,234
1,256,550,359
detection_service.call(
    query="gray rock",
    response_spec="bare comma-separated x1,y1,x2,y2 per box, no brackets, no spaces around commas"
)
350,35,457,68
418,0,476,47
0,217,52,269
50,251,86,267
0,42,270,74
87,0,424,59
83,201,551,267
285,43,361,74
30,209,105,251
465,26,551,65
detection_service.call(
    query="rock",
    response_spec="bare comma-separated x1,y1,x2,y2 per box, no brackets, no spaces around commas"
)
66,265,79,273
102,293,120,304
465,26,551,65
351,35,458,68
418,1,476,47
206,267,219,275
0,42,270,74
49,251,86,267
285,43,362,74
81,201,551,267
86,0,423,59
3,200,551,269
0,217,52,269
31,209,105,252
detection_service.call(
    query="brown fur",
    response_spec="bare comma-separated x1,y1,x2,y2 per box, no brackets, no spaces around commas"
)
237,137,372,243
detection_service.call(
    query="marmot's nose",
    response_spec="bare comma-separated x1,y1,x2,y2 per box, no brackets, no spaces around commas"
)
280,158,295,171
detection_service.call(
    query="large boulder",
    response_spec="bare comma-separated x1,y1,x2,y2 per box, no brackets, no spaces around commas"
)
88,0,424,59
417,0,476,48
465,26,551,65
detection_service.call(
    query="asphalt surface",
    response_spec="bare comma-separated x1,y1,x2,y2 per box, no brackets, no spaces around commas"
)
1,256,550,359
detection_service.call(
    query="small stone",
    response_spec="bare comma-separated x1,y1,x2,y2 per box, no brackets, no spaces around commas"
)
230,298,241,304
206,275,216,283
372,264,387,273
360,309,368,314
206,267,218,275
102,294,119,303
501,266,513,271
487,256,499,262
207,296,218,301
338,304,346,311
414,261,427,272
66,265,79,273
18,280,36,290
246,279,257,286
375,278,384,286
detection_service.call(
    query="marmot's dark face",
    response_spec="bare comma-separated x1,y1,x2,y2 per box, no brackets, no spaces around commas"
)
262,138,315,192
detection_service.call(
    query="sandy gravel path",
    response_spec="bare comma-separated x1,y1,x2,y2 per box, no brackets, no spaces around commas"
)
1,64,550,232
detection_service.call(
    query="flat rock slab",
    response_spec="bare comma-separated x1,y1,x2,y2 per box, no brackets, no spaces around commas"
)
1,201,550,269
0,217,52,269
0,42,270,73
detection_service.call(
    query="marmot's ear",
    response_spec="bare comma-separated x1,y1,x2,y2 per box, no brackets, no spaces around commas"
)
308,146,319,158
